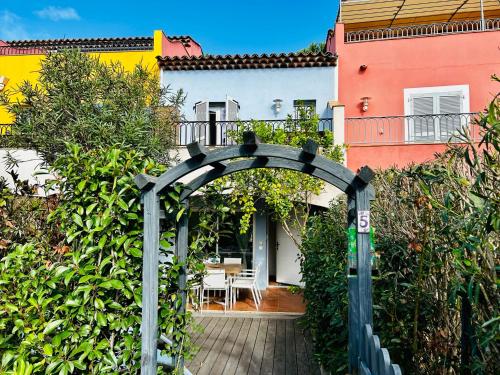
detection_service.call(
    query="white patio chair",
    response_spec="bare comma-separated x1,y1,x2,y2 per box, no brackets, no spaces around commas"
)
236,265,263,301
231,265,261,310
201,269,229,312
223,257,242,265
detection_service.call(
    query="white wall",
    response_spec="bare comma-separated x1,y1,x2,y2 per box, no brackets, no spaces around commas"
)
0,149,51,195
163,67,336,120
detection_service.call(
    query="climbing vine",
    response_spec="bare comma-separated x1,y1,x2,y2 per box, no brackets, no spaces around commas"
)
217,109,344,242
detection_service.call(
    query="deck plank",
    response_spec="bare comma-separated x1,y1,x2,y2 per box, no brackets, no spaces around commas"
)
259,319,276,375
192,317,217,347
189,317,229,373
234,318,261,375
285,319,298,375
190,316,209,343
273,320,286,375
187,316,319,375
187,317,219,365
210,318,245,375
294,319,310,375
197,318,236,375
248,319,268,375
223,318,252,375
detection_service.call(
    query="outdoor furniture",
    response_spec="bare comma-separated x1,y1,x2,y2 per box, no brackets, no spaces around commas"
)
223,257,242,265
205,263,242,276
201,269,229,312
231,265,261,310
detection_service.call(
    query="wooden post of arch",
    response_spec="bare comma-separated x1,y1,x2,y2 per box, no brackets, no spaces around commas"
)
138,179,160,375
174,200,189,370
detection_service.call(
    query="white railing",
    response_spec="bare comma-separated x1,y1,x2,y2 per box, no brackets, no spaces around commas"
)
345,18,500,43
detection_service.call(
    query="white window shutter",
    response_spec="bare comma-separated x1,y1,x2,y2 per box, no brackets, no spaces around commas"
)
195,101,208,121
412,96,434,140
194,101,208,144
439,95,462,140
439,95,461,114
226,98,239,121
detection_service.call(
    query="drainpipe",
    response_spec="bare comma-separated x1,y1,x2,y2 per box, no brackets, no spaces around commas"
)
480,0,485,30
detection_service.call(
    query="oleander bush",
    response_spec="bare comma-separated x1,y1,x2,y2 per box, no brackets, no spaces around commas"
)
0,49,182,164
0,144,203,374
301,83,499,374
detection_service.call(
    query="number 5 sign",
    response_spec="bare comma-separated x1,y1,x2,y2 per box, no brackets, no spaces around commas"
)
357,210,370,233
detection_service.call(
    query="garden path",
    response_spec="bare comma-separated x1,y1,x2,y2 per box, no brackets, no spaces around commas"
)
186,315,321,375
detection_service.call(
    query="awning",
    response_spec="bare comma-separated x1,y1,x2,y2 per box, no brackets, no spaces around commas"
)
339,0,500,31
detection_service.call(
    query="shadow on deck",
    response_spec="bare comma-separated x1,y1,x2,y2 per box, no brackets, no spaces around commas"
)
187,315,321,375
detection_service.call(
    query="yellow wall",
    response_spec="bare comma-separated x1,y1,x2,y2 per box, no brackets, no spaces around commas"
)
0,30,165,125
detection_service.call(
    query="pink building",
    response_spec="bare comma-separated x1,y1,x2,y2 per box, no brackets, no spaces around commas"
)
327,0,500,170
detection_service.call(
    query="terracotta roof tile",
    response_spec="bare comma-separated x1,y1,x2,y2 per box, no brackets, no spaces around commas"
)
157,52,338,71
3,36,197,52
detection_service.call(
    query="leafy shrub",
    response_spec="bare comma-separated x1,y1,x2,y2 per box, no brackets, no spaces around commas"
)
300,199,348,373
0,174,59,252
0,144,201,374
301,84,499,374
0,49,182,164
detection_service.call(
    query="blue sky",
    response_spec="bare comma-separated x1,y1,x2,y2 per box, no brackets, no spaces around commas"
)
0,1,339,54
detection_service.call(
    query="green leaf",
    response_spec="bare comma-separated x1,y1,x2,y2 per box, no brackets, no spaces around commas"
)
85,203,98,215
43,319,64,335
128,248,142,258
1,351,14,368
46,360,62,374
65,298,81,307
176,207,185,222
77,180,86,192
72,213,84,227
99,279,124,289
55,265,70,277
43,343,53,356
96,312,107,326
98,235,107,249
5,302,19,312
117,199,129,211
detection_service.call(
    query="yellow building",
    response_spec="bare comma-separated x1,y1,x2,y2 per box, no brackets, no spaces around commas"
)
0,30,202,128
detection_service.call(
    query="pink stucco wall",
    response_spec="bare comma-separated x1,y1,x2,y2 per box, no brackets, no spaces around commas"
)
328,23,500,170
161,34,202,57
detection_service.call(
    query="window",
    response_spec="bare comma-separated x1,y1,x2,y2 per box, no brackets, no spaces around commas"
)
404,85,469,142
193,97,239,146
293,99,316,119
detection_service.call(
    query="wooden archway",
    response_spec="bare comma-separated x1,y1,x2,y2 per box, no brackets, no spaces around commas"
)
135,132,399,374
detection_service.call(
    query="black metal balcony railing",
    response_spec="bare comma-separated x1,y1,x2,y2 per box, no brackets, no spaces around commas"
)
345,113,480,145
345,18,500,43
176,118,333,146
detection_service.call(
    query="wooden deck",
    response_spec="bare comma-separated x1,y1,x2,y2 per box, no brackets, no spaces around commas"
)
186,316,321,375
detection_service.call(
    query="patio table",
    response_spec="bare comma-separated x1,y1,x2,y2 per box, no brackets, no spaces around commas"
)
205,263,242,276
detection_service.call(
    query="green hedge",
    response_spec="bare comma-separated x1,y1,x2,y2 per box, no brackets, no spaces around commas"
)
300,96,499,374
0,145,202,374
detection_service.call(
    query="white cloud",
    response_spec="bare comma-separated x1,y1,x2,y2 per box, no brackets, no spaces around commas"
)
35,6,80,21
0,10,29,40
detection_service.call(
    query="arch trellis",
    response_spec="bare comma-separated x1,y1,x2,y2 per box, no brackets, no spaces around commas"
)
135,132,401,375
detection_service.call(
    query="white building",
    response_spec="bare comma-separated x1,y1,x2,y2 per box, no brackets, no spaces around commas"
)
160,52,343,289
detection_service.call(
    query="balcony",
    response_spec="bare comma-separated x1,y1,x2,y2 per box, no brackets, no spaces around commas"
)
176,118,333,146
345,113,480,146
345,18,500,43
